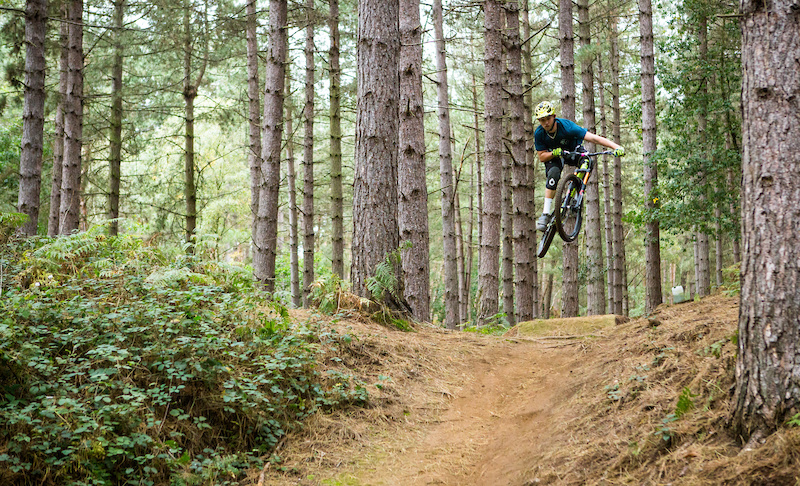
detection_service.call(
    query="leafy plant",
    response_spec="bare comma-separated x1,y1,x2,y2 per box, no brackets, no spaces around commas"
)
366,242,411,302
675,387,697,418
654,414,678,442
787,412,800,428
0,230,369,485
309,274,349,315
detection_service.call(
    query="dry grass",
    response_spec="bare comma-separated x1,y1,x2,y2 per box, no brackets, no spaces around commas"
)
253,295,800,486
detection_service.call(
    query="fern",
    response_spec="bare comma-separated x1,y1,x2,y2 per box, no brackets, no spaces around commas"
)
366,242,411,301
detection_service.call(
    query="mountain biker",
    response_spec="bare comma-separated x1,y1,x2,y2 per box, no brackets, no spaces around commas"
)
534,101,625,231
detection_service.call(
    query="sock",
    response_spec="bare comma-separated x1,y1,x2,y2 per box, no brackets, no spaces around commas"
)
543,198,554,215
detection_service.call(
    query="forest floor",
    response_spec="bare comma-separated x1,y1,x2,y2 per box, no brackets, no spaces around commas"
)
253,294,800,485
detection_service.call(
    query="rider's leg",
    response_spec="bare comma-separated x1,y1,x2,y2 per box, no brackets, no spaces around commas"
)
542,163,562,214
538,162,563,230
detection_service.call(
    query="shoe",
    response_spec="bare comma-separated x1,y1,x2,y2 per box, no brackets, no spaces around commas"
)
536,213,553,231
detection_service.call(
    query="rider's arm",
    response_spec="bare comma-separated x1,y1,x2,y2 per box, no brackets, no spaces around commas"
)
538,149,556,163
584,131,622,151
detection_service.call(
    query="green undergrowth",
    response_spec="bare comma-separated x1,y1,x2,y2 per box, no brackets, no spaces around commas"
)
0,225,367,486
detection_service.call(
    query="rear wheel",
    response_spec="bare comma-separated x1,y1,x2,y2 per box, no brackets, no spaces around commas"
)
554,174,584,242
537,222,557,258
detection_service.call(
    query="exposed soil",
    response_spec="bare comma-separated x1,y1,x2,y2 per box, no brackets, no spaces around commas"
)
255,295,800,485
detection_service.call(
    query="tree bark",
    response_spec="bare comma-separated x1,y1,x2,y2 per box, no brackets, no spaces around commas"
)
48,15,67,237
471,59,483,323
329,0,344,279
254,0,288,292
431,0,455,326
18,0,48,237
478,0,504,324
59,0,84,235
182,0,208,250
506,1,534,322
559,0,579,318
351,0,402,303
286,71,301,307
610,15,625,316
303,0,316,305
639,0,662,313
732,0,800,443
108,0,124,236
578,0,603,315
521,0,540,318
694,13,711,298
598,55,615,314
399,0,431,321
246,0,262,241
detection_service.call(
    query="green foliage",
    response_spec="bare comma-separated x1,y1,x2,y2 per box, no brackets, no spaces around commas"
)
462,314,509,335
366,243,410,303
0,119,20,212
0,212,26,244
0,229,368,485
787,413,800,428
675,387,697,418
654,414,678,442
309,274,349,315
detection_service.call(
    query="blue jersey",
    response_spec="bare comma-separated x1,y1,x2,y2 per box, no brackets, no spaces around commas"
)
534,118,588,152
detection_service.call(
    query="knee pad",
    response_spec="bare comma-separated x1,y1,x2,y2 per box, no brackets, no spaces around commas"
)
546,166,562,190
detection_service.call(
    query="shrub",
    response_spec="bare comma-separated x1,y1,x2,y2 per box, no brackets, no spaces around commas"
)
0,228,365,485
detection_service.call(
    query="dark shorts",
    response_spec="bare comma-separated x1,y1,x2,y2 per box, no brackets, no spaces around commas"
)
544,145,585,190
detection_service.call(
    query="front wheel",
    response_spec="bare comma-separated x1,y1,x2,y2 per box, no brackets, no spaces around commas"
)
554,174,584,242
537,222,557,258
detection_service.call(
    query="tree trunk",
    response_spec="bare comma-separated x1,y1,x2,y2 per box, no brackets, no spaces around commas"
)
432,0,456,326
639,0,662,313
108,0,124,236
733,0,800,443
455,190,466,323
694,13,711,298
59,0,84,235
471,63,483,323
610,15,625,316
329,0,344,279
506,1,534,322
598,55,615,314
48,15,67,237
559,0,579,318
351,0,402,303
543,271,553,319
254,0,288,292
246,0,262,241
303,0,316,305
400,0,431,321
286,71,301,307
182,1,208,250
18,0,48,237
478,0,503,324
502,143,514,326
578,0,603,315
522,0,540,317
469,67,483,323
465,160,475,324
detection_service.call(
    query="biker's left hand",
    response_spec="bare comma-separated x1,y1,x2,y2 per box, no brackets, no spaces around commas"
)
613,147,625,157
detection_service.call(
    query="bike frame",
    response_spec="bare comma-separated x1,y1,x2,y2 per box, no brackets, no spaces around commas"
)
538,149,617,258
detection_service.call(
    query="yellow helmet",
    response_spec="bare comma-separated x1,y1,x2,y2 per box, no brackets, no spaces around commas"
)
534,101,555,119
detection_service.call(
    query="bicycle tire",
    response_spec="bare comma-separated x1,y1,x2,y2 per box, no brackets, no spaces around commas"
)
537,221,557,258
554,174,584,242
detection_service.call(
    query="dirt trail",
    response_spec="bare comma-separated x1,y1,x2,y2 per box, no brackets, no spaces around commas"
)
358,337,577,485
265,321,591,486
263,297,800,486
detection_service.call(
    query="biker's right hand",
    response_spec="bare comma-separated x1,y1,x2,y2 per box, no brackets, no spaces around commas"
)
552,148,562,158
613,147,625,157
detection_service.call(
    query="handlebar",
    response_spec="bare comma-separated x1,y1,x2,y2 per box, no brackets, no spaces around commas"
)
562,149,617,157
